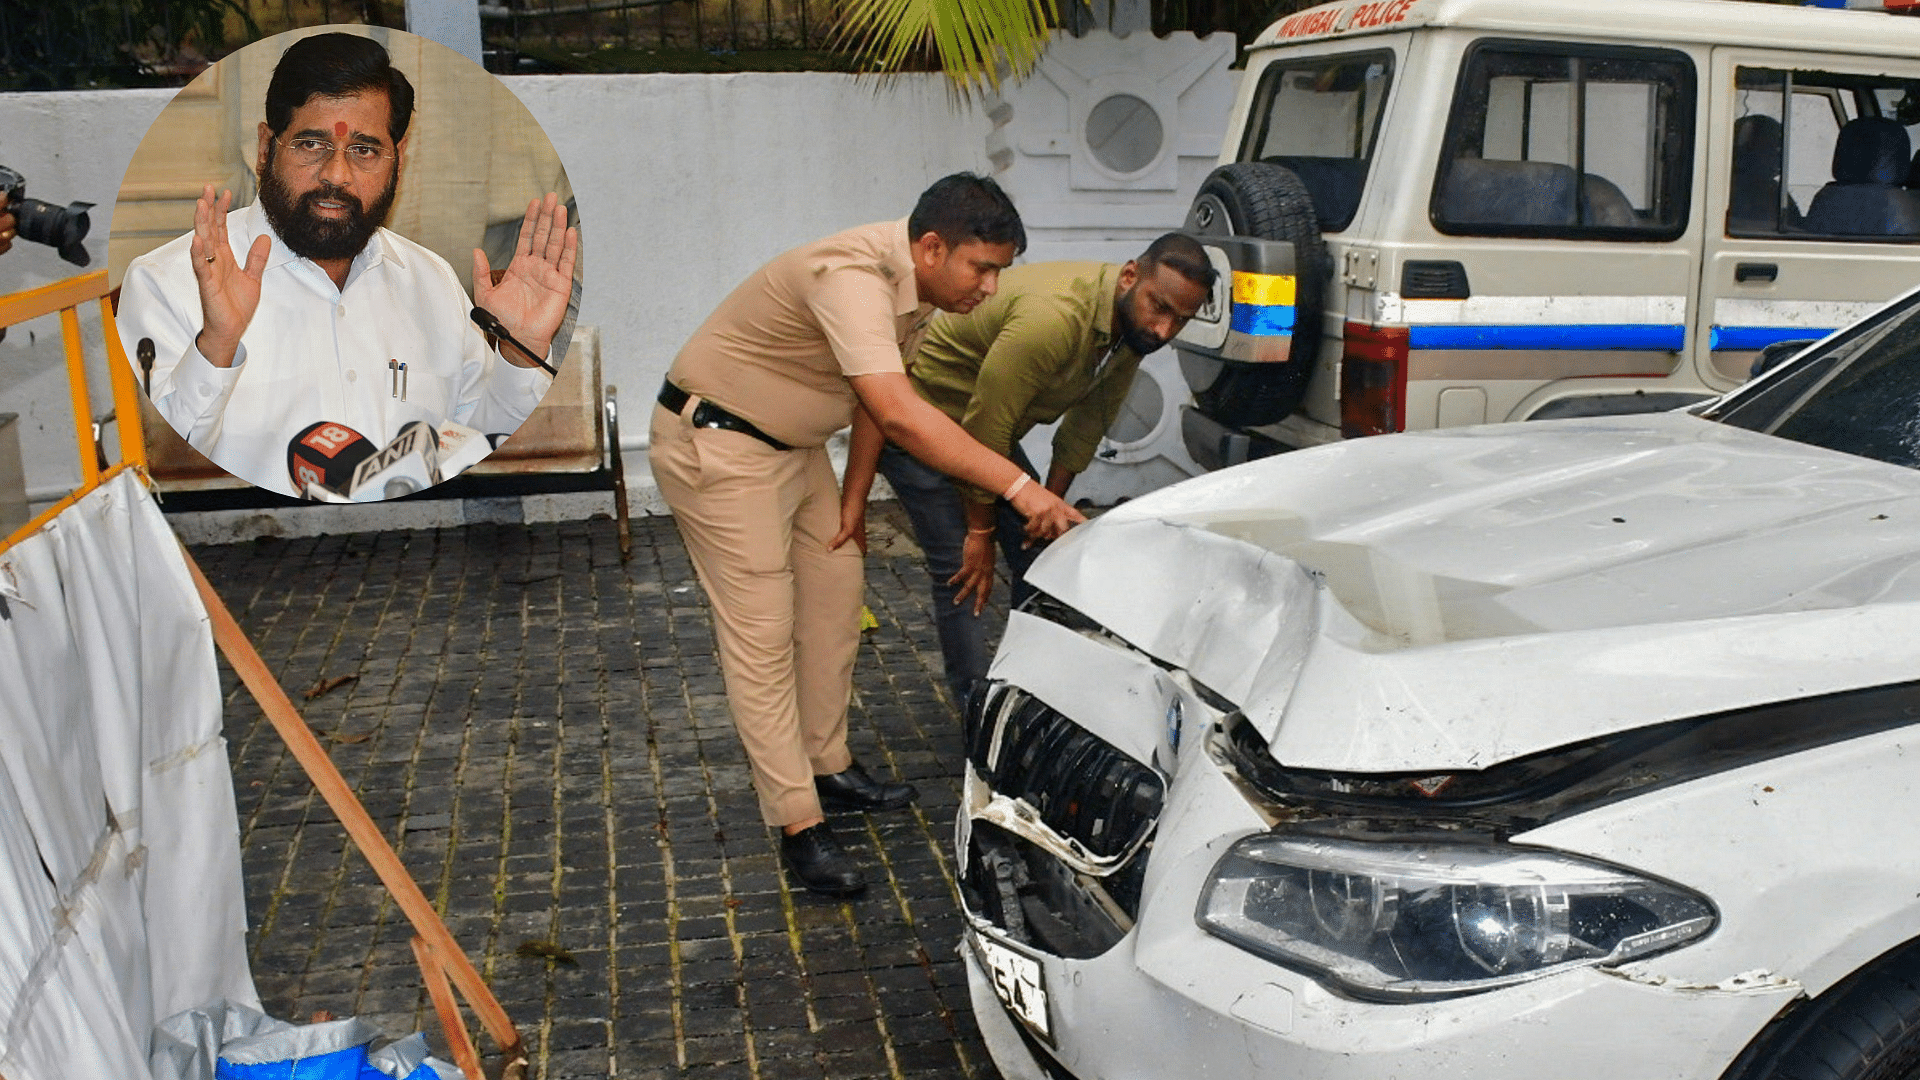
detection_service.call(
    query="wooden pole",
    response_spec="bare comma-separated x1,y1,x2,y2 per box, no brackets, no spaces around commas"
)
412,936,484,1080
182,549,528,1076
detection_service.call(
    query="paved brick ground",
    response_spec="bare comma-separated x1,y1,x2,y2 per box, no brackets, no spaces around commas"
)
189,505,1008,1080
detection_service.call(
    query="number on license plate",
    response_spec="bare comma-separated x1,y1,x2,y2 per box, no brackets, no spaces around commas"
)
976,933,1050,1038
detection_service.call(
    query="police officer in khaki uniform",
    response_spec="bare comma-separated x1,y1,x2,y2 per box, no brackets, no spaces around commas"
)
838,233,1215,710
651,175,1083,897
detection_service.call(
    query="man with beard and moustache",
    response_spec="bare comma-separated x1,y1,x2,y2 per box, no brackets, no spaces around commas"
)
835,232,1214,710
117,32,576,497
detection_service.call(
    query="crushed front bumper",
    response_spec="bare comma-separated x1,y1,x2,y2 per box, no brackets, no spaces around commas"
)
957,612,1796,1080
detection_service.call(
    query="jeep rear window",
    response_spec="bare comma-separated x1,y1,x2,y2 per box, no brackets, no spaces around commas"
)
1728,67,1920,242
1432,41,1695,241
1238,50,1393,232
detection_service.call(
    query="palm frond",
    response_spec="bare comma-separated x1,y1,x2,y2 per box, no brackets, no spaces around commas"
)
836,0,1059,98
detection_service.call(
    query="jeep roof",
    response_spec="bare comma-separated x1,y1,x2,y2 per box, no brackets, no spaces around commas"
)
1252,0,1920,56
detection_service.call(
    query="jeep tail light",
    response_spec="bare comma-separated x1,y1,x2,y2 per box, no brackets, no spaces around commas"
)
1341,322,1409,438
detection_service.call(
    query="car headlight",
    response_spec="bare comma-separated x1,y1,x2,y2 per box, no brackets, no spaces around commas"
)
1197,833,1716,1000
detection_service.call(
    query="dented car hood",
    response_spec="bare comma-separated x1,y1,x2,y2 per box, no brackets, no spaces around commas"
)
1025,413,1920,773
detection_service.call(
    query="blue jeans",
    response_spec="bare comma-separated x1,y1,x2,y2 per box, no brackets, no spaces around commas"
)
876,441,1042,711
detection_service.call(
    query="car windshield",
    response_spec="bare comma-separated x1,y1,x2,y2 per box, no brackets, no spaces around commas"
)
1706,292,1920,467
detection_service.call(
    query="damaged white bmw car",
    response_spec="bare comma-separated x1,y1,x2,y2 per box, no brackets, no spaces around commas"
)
958,291,1920,1080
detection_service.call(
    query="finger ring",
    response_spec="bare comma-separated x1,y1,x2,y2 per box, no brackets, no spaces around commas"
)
204,255,216,263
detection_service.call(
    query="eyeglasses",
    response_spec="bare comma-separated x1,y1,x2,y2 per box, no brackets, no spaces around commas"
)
276,137,394,172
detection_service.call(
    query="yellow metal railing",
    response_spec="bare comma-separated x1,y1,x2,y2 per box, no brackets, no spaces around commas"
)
0,269,148,555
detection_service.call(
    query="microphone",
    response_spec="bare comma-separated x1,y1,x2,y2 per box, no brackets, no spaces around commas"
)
434,419,493,481
137,338,155,396
347,420,442,501
470,306,558,375
288,420,375,497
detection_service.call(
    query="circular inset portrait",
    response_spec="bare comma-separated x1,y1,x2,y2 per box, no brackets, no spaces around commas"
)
110,25,582,501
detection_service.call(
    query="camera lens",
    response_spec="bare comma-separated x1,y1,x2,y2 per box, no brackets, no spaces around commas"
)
14,197,93,266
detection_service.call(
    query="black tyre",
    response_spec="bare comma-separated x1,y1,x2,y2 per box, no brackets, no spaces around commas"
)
1725,938,1920,1080
1182,163,1330,429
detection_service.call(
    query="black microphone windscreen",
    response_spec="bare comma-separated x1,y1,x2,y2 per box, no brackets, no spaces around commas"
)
288,420,375,494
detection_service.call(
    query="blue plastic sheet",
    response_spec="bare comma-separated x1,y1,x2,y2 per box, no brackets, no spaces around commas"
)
154,1001,457,1080
215,1041,439,1080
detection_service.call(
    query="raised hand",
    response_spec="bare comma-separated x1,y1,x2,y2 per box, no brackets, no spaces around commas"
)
191,185,271,368
473,193,578,369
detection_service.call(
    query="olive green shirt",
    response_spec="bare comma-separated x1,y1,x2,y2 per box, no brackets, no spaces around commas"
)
909,261,1140,503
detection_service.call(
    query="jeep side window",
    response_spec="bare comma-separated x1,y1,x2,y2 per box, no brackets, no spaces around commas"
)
1728,67,1920,241
1431,41,1694,240
1237,51,1394,232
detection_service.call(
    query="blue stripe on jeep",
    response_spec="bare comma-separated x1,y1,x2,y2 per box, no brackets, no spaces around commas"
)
1229,303,1295,336
1408,324,1686,351
1709,325,1834,351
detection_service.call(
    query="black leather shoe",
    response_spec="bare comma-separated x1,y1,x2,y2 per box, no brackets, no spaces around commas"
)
780,822,866,898
815,761,918,813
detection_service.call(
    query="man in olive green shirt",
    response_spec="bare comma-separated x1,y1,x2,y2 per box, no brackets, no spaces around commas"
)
836,232,1214,709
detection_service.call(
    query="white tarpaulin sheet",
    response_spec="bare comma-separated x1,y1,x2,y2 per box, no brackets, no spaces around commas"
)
0,470,254,1079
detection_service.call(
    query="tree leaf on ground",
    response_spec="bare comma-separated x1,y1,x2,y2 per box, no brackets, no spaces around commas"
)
516,939,579,965
302,674,359,700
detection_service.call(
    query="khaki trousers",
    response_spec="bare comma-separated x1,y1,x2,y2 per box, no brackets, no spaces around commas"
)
648,400,862,826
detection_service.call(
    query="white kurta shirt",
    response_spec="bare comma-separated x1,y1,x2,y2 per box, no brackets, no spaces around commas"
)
118,201,553,496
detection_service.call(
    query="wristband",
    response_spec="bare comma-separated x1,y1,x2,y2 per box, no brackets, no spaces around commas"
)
967,526,994,536
1002,472,1030,502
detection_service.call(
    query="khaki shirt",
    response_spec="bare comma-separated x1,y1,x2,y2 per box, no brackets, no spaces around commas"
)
669,218,934,448
910,261,1139,502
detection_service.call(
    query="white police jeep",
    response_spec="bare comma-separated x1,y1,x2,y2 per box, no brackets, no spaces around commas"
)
1177,0,1920,470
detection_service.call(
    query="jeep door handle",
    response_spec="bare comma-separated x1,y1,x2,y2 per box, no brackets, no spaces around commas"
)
1735,262,1778,283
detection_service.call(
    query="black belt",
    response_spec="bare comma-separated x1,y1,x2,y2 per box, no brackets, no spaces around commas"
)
658,380,794,451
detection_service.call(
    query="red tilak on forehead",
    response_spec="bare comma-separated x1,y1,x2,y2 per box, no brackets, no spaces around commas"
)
334,121,348,138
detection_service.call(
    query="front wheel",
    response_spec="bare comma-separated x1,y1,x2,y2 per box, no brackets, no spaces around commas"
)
1725,940,1920,1080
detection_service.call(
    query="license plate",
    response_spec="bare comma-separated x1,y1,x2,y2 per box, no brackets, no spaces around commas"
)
974,931,1050,1039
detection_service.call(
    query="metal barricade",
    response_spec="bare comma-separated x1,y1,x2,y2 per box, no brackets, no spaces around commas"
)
0,269,146,554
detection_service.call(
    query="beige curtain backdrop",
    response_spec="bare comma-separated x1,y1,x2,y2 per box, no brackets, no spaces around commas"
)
110,24,579,299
